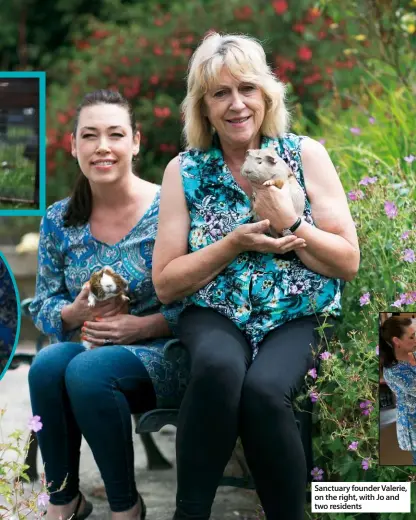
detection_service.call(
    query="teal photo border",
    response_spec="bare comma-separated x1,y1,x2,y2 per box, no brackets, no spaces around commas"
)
0,71,46,216
0,251,21,382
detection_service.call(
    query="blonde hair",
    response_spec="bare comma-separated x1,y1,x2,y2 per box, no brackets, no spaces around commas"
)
182,32,290,150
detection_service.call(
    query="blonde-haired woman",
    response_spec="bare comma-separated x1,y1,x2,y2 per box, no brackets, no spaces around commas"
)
153,33,359,519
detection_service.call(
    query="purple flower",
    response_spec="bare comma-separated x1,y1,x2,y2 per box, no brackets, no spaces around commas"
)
308,368,318,379
311,467,324,481
348,190,364,201
360,400,373,415
319,139,326,145
384,201,397,219
359,292,371,306
359,176,378,186
320,351,332,360
376,345,379,356
348,441,359,451
368,117,376,124
404,155,415,163
28,415,43,432
362,458,370,470
350,127,361,135
403,249,415,263
310,391,319,403
37,492,50,508
401,231,410,240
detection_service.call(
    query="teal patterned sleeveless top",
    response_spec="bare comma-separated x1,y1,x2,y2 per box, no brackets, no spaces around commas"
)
179,133,343,358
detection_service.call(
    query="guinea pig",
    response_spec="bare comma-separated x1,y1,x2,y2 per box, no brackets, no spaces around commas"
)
82,266,130,349
241,147,306,232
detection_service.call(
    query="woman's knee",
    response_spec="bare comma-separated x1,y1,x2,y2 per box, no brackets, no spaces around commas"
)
242,372,290,417
28,342,84,390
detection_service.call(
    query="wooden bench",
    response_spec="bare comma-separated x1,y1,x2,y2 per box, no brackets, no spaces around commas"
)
18,298,314,495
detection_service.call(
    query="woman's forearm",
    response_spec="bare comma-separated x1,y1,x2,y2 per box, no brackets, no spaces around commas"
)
291,220,359,281
135,313,172,340
61,303,82,331
154,234,240,304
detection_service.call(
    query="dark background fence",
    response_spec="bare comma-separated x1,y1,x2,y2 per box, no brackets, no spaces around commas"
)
0,78,39,207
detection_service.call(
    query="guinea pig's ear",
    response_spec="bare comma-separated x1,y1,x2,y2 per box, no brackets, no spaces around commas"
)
265,154,277,165
103,265,115,274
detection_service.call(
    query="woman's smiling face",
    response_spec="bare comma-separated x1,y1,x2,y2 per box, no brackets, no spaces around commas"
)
71,103,140,185
203,67,266,150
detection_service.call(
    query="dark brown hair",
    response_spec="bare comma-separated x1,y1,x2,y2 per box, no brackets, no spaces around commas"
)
380,316,412,368
63,89,137,227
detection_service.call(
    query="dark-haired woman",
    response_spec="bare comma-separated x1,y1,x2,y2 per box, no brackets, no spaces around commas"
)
29,90,187,520
380,316,416,463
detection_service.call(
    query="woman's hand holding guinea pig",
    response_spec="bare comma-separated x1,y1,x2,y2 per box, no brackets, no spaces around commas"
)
81,315,145,347
227,219,306,255
61,283,128,331
252,181,300,233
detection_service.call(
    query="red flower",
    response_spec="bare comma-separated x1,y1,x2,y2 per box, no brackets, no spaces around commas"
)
153,46,163,56
298,46,312,61
121,56,130,66
234,6,253,20
150,75,159,85
272,0,288,15
62,133,72,153
293,23,305,33
92,29,110,39
303,72,322,85
154,18,164,26
57,113,68,125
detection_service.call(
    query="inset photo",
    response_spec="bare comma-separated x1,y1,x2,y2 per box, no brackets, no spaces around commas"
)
0,72,45,215
379,312,416,465
0,252,20,379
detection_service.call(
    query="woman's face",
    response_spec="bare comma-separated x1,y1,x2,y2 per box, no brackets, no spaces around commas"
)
71,103,140,185
203,67,266,151
393,324,416,353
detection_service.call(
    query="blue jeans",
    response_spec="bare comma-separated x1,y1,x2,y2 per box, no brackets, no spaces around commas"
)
28,342,157,512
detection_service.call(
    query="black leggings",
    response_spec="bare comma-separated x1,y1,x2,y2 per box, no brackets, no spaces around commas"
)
174,306,335,520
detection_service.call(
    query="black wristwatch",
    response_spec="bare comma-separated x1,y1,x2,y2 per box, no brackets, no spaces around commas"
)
281,217,303,236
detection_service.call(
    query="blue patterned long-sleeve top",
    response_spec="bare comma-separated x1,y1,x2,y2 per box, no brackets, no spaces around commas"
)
383,361,416,451
29,191,181,345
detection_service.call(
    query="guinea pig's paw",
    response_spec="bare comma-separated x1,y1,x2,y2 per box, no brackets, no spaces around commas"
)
87,294,96,307
121,295,130,302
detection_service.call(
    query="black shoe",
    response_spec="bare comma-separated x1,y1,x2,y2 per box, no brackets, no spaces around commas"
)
73,493,93,520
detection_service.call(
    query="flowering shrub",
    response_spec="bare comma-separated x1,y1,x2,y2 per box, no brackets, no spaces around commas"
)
292,67,415,519
0,410,52,519
44,0,356,202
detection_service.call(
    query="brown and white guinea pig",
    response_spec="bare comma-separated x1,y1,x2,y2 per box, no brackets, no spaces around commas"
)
82,266,130,349
241,148,306,230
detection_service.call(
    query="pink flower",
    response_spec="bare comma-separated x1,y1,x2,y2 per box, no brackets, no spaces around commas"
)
359,292,370,306
350,127,361,135
360,400,373,415
401,231,410,240
308,368,318,379
37,492,50,507
28,415,43,432
384,201,397,219
348,190,364,201
368,117,376,124
311,467,324,481
348,441,359,450
319,139,326,145
404,155,415,163
362,458,370,470
320,351,332,360
359,176,377,186
310,391,319,403
403,249,415,263
376,345,379,356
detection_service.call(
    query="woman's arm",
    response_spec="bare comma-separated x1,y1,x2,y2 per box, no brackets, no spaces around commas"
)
152,157,242,304
256,138,360,281
29,210,78,342
293,138,360,281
